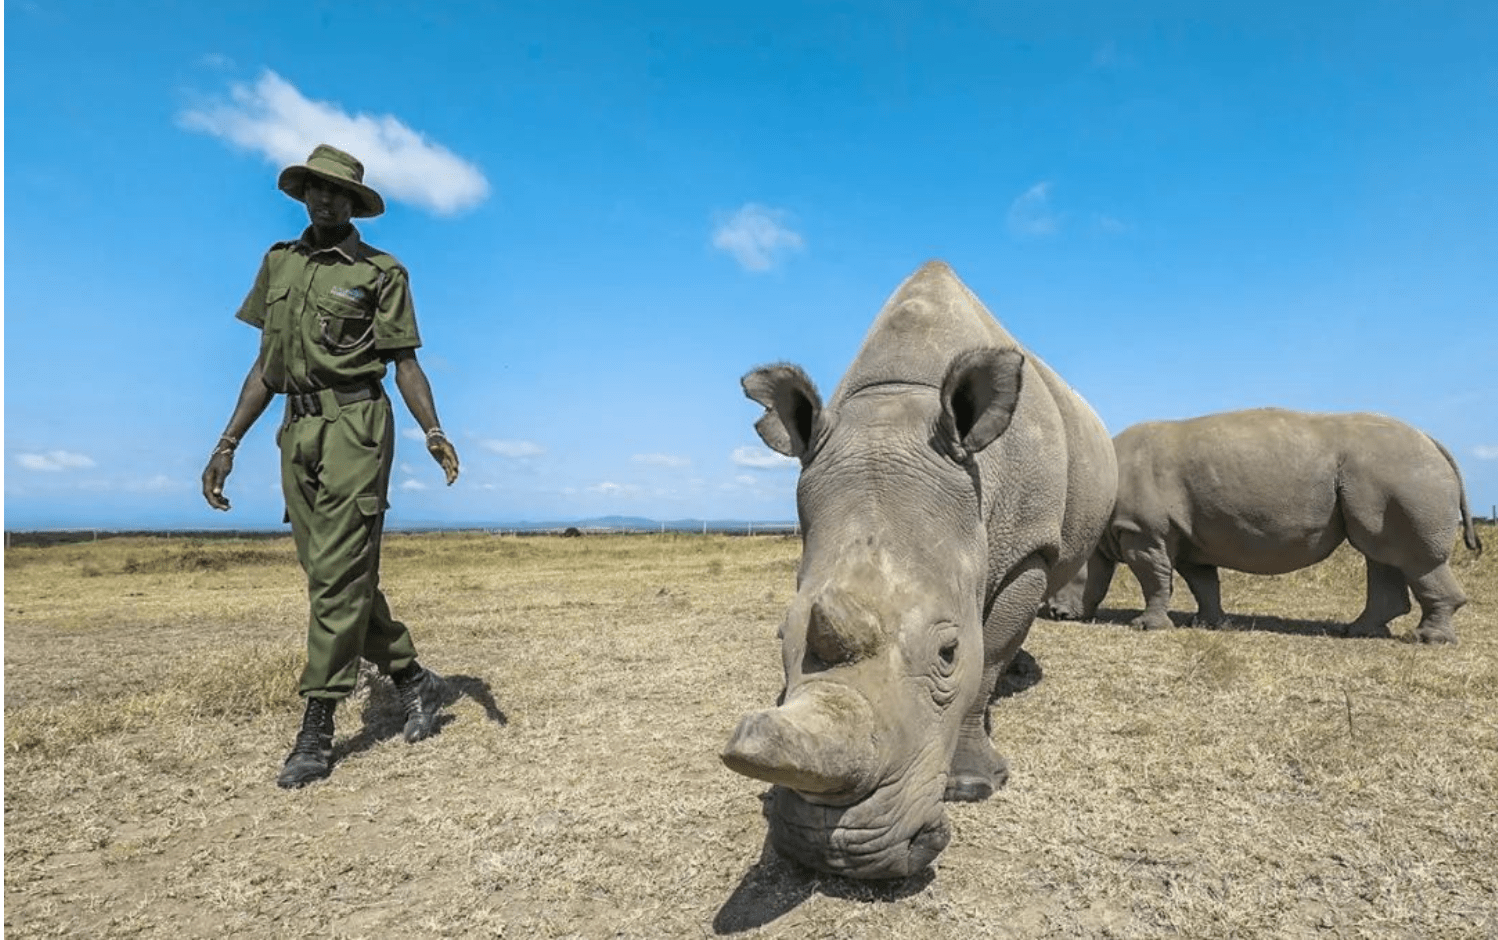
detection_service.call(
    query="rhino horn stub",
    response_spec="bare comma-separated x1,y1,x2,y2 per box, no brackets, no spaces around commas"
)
805,593,884,669
720,689,879,796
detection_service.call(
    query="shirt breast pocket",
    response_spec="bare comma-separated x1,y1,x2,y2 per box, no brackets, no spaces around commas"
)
264,286,292,329
317,292,375,353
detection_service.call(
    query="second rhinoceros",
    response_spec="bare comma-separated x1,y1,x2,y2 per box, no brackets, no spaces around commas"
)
1043,408,1483,643
720,261,1116,879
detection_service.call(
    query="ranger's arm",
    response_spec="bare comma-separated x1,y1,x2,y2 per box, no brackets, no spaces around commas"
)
391,349,460,485
201,357,276,511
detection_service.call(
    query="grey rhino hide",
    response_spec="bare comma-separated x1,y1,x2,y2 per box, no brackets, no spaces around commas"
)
1047,408,1482,643
723,260,1116,879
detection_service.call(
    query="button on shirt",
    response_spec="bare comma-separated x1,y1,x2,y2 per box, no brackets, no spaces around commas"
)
236,225,421,393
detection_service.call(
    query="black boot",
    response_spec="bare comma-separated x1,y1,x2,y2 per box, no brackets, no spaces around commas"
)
277,696,337,789
392,663,444,743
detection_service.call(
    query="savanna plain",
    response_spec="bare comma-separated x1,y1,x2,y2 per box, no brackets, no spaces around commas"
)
4,528,1496,939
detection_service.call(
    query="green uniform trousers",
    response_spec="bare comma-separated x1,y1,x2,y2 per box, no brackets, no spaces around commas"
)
278,388,418,698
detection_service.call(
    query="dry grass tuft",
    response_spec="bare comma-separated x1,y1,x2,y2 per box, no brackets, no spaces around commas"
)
5,529,1496,938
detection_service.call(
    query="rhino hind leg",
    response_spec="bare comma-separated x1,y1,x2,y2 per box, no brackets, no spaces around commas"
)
1177,561,1225,627
1346,559,1409,639
947,558,1046,803
1408,563,1466,645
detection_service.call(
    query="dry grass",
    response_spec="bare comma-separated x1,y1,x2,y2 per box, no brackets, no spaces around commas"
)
4,529,1495,938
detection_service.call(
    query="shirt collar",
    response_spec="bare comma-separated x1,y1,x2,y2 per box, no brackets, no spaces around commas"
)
296,224,363,261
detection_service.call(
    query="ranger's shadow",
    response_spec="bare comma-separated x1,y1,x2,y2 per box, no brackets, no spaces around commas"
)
333,668,508,762
712,791,935,934
1081,607,1364,640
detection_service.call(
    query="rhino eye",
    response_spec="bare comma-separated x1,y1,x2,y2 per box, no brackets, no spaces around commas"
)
936,638,958,675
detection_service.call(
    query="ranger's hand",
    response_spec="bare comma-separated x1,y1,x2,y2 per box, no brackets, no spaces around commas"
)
426,428,460,486
202,446,235,511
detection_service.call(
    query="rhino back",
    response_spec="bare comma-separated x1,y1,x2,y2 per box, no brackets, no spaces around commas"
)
1114,408,1462,573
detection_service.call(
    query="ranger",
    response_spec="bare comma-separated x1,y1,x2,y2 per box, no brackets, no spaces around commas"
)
202,144,461,788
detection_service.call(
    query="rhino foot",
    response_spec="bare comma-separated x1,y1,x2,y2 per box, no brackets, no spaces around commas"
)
1414,624,1458,645
1345,618,1393,640
944,753,1008,803
1129,612,1172,632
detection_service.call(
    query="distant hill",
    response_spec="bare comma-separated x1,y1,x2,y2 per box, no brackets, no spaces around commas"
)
3,517,800,547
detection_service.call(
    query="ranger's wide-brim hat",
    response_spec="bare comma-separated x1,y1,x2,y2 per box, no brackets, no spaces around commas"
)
277,144,385,218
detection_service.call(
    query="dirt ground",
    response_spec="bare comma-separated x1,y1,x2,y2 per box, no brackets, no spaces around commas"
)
4,531,1496,938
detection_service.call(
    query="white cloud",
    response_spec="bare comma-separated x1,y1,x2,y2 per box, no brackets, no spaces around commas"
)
68,474,184,493
16,450,95,472
1007,182,1061,238
632,453,690,469
128,474,181,493
712,203,805,272
1475,445,1498,460
732,446,798,470
400,479,429,491
401,428,426,443
479,439,545,458
179,70,490,216
588,481,643,497
1093,214,1131,235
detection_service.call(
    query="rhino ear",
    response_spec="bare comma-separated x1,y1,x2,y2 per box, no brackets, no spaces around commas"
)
743,364,823,459
937,348,1025,462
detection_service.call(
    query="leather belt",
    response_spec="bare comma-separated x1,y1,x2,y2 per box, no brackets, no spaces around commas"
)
286,381,383,420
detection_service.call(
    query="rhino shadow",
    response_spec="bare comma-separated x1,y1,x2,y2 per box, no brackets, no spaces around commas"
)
994,647,1043,699
332,668,508,762
1080,607,1371,640
712,791,935,934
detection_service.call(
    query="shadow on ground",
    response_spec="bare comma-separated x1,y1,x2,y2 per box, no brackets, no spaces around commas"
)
333,668,508,763
995,647,1044,699
1074,607,1373,640
713,815,934,934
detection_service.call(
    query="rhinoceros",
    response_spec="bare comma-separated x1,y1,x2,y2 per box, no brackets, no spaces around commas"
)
1043,409,1483,643
720,261,1116,879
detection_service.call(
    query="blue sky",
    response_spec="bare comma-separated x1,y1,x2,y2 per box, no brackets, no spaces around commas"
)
4,1,1496,530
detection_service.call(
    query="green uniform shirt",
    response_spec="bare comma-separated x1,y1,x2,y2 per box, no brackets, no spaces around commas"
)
236,225,421,392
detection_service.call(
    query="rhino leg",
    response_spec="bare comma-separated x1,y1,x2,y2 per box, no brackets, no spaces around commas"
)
1177,561,1225,627
947,557,1047,803
1120,533,1174,631
1079,555,1117,621
1346,559,1408,638
1408,563,1465,645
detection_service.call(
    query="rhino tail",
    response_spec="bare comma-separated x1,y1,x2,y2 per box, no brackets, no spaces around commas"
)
1427,434,1483,558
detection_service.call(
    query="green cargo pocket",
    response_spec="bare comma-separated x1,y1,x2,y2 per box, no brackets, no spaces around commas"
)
355,495,384,517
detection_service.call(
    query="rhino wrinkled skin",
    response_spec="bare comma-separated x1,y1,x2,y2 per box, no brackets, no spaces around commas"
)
722,261,1116,879
1043,409,1483,643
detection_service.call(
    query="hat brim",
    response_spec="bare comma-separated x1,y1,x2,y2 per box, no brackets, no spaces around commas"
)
277,165,385,218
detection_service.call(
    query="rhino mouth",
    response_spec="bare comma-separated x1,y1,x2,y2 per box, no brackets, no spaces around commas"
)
764,781,951,880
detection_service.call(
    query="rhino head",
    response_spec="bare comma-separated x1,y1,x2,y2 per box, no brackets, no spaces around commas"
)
723,344,1024,879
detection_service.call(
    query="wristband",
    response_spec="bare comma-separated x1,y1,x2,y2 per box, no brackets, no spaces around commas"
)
425,427,448,443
